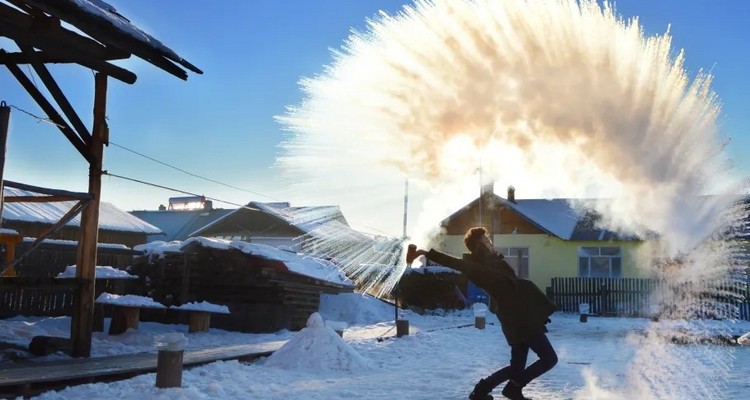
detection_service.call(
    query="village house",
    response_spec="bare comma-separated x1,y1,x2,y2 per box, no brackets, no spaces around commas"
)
435,184,643,291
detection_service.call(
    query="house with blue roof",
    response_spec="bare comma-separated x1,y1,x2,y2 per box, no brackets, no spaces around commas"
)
435,184,643,291
130,197,371,252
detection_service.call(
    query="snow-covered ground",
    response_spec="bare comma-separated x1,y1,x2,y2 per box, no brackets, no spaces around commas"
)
1,293,748,400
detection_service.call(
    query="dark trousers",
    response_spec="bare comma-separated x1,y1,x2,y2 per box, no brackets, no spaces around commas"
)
479,331,558,393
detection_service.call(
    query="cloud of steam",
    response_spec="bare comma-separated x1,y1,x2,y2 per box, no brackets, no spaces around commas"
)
276,1,748,398
277,0,740,253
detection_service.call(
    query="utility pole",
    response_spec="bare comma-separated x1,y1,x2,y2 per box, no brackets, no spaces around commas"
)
0,102,10,221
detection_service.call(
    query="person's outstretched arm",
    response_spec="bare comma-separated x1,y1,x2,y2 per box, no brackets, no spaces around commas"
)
416,248,517,285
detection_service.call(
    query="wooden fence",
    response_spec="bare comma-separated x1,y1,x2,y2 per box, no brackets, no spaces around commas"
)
549,277,750,321
0,278,142,318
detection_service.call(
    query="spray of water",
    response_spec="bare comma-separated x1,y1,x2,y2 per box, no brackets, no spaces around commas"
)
276,0,747,398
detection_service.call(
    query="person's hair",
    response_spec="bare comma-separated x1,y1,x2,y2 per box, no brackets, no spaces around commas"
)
463,226,487,253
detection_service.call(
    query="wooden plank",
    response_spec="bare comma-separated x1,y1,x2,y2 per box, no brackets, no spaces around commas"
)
0,341,285,388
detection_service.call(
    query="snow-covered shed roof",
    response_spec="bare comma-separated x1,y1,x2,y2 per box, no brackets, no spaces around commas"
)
2,187,162,234
135,237,354,288
1,0,202,82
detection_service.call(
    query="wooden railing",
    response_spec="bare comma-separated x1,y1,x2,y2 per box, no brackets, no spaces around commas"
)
548,277,750,321
0,277,141,317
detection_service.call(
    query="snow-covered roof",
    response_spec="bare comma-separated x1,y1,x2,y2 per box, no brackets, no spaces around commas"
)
182,201,372,242
249,202,371,241
499,198,583,239
20,0,201,79
134,237,354,287
130,208,234,241
441,194,631,241
3,187,162,234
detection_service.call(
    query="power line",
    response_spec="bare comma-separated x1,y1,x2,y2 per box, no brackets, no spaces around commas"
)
103,171,253,209
4,104,280,201
108,141,280,201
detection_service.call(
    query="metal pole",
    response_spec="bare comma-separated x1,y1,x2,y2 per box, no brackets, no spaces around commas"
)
0,101,10,221
402,178,409,240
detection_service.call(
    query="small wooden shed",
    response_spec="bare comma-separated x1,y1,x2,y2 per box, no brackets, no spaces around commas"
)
131,237,355,332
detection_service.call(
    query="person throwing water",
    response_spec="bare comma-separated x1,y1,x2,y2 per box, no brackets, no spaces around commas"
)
412,226,557,400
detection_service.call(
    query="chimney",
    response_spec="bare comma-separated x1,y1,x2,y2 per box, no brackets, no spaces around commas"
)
507,185,516,203
480,181,494,200
158,204,166,211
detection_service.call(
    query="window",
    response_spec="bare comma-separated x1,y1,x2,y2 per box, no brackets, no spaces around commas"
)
496,247,529,278
578,246,622,278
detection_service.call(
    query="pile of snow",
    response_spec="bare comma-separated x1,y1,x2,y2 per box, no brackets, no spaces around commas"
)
95,293,166,308
171,301,230,314
318,293,396,325
57,265,137,279
263,312,371,371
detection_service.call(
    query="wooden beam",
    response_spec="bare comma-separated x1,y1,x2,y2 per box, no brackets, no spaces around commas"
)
0,51,126,64
19,44,92,144
71,73,108,358
2,51,91,162
0,3,130,60
0,4,136,84
2,195,90,203
3,180,92,200
21,0,197,80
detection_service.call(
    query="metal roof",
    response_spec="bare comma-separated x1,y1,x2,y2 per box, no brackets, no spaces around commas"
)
2,187,162,234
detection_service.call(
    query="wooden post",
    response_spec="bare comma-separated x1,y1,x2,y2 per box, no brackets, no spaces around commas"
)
188,311,211,333
179,255,190,304
71,73,108,357
0,102,9,214
475,315,486,329
601,284,609,316
396,318,409,337
109,306,140,335
155,350,184,388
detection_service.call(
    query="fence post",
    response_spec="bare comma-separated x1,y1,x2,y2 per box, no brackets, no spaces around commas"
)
155,333,187,388
601,283,609,316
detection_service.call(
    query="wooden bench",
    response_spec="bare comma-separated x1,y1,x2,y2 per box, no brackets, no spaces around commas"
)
170,302,230,333
95,293,166,335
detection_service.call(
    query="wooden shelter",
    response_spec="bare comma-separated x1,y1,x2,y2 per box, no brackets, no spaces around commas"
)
131,239,355,333
0,0,201,357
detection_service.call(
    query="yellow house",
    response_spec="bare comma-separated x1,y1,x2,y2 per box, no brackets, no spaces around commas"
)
433,184,643,291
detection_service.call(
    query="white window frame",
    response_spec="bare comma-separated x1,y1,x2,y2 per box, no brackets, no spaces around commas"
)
496,247,529,279
578,246,622,278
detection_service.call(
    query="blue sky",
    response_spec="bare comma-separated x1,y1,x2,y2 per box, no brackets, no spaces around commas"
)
1,0,748,232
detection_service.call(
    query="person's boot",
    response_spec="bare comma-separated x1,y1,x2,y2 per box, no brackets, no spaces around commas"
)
501,380,532,400
469,378,494,400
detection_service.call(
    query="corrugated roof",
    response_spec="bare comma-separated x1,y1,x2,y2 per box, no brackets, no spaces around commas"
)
130,208,234,241
2,187,162,234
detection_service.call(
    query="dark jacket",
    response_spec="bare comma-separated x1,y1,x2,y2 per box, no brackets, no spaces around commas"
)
426,249,556,345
